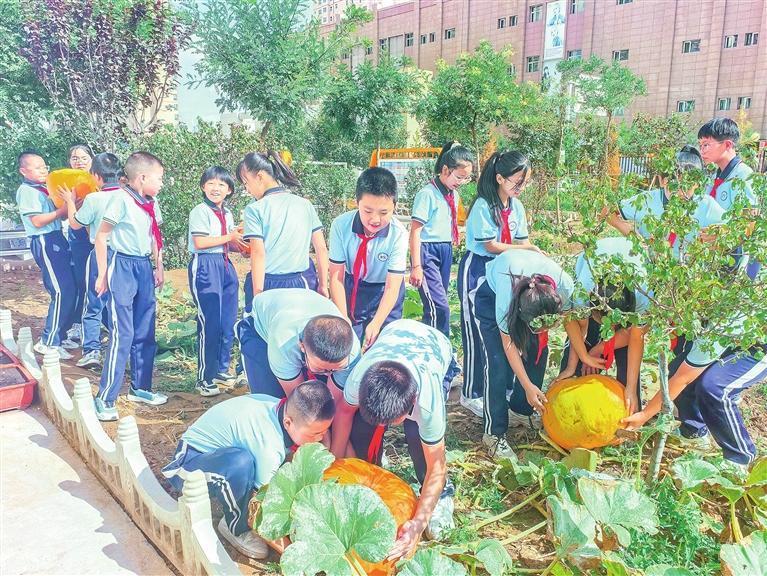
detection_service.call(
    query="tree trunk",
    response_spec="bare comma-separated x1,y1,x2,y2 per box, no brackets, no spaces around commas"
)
646,347,674,483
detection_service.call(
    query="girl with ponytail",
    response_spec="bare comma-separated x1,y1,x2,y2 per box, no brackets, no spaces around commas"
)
458,150,541,417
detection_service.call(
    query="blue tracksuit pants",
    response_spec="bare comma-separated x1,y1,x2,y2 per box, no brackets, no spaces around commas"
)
98,253,157,404
188,253,239,383
81,248,112,354
162,441,255,536
30,230,76,347
69,227,92,322
343,272,404,342
457,250,493,399
243,260,318,314
417,242,452,338
236,317,287,398
672,338,767,464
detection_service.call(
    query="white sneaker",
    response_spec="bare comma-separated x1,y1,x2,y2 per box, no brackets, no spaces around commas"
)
482,434,517,460
459,395,484,418
217,518,269,559
508,410,542,430
669,430,712,451
77,350,102,369
33,341,73,360
60,338,80,350
424,495,455,540
66,323,82,342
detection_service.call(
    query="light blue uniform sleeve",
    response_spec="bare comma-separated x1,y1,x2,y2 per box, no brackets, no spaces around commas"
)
342,372,360,405
619,191,651,224
572,252,594,310
188,205,210,236
494,274,513,333
693,196,726,229
17,187,45,216
417,396,446,445
308,203,323,232
411,188,435,225
388,227,408,274
102,193,127,225
470,200,498,242
328,215,347,265
250,444,285,489
685,337,727,368
557,271,575,312
243,203,263,240
515,200,529,240
74,195,96,227
267,343,302,381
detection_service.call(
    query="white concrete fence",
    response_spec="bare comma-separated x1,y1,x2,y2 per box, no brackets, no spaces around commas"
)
9,313,242,575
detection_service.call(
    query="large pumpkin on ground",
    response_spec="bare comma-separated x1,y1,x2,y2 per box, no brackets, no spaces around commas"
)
542,375,628,450
47,169,99,208
324,458,417,576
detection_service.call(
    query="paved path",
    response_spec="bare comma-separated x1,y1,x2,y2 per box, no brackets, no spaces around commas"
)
1,406,173,575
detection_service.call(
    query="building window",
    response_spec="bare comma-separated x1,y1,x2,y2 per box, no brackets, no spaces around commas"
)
420,34,427,45
341,51,349,60
614,107,625,117
567,49,582,60
444,28,455,40
527,55,540,72
724,35,738,48
569,0,584,14
510,15,518,26
682,39,700,53
745,32,759,46
429,32,435,42
612,49,629,61
498,17,506,29
405,32,414,47
366,45,373,55
616,0,633,4
718,98,731,111
676,100,695,113
507,64,516,76
379,38,387,52
529,4,542,23
737,96,751,110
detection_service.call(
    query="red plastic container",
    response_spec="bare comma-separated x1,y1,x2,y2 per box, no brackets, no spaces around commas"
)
0,345,37,411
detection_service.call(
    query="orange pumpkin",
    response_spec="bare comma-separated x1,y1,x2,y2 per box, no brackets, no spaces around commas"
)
324,458,417,576
47,169,99,208
542,375,628,450
236,224,250,256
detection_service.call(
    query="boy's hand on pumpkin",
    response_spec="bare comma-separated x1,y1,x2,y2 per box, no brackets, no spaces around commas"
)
625,391,640,415
621,410,649,430
525,387,547,414
387,519,422,561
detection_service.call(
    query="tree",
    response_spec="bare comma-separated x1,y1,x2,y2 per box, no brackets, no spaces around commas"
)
312,56,424,166
191,0,371,144
20,0,192,151
417,40,539,161
617,113,693,159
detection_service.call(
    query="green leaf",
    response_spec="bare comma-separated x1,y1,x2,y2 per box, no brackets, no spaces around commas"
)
562,448,599,472
280,482,397,575
257,443,334,540
397,548,468,576
671,458,721,490
546,495,601,567
602,553,642,575
577,477,659,547
542,460,578,500
746,457,767,487
644,565,696,576
474,539,513,576
720,530,767,576
495,456,539,491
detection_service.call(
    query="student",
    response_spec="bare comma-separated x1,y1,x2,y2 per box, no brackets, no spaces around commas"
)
236,288,360,398
330,319,455,559
162,381,335,559
328,167,407,349
61,152,122,369
188,167,242,397
410,142,475,338
66,143,95,345
472,250,602,459
458,150,540,417
93,151,168,421
238,151,329,314
15,150,78,358
557,236,651,415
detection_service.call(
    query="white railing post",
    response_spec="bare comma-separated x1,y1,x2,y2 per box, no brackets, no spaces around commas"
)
16,327,41,380
0,308,17,354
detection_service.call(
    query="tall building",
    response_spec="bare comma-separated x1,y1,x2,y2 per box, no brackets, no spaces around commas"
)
326,0,767,133
314,0,406,25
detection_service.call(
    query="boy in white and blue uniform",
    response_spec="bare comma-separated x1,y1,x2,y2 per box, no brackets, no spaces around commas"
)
162,382,335,559
92,152,168,421
15,151,77,356
409,143,474,338
329,320,456,553
236,289,360,398
458,151,537,414
188,167,241,397
62,153,122,368
329,167,408,348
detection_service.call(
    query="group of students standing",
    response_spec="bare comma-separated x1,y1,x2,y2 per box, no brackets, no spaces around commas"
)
14,117,764,561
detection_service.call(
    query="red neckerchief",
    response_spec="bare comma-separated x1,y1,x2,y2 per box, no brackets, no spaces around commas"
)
25,180,49,197
709,157,740,199
350,232,374,322
125,186,163,251
367,424,386,463
602,334,617,370
433,179,459,245
500,206,513,244
667,231,678,247
277,397,298,453
534,274,557,365
206,201,229,267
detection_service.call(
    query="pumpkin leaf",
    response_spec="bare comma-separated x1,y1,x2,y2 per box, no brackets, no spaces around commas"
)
542,460,578,500
671,457,746,504
257,442,334,540
546,495,601,568
281,482,396,575
397,547,468,576
474,538,513,576
746,457,767,487
602,553,642,575
495,456,539,491
577,476,659,547
644,565,696,576
720,530,767,576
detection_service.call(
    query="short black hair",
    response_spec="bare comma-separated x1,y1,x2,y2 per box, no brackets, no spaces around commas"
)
302,315,353,363
91,153,122,184
286,380,336,423
592,283,636,314
200,166,235,195
123,151,163,180
355,167,398,202
358,361,418,426
17,149,43,169
697,118,740,146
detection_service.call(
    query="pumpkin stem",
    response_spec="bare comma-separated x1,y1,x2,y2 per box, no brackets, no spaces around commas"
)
472,487,543,531
500,519,547,545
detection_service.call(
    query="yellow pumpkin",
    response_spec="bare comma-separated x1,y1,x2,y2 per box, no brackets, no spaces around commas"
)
324,458,417,576
279,149,293,166
542,375,628,450
47,169,99,208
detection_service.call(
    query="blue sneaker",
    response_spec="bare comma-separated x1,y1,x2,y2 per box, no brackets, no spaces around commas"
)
94,398,118,421
127,388,168,406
